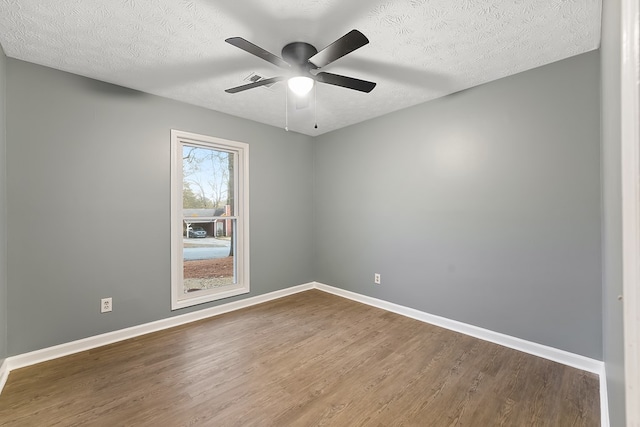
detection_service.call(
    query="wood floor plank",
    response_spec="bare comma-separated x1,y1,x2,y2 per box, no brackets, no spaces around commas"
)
0,290,600,426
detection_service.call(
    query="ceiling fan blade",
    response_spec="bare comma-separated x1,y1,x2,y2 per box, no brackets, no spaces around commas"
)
225,76,284,94
225,37,290,69
315,72,376,93
308,30,369,68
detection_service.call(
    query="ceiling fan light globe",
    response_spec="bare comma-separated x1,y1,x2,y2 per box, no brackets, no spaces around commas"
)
288,76,314,96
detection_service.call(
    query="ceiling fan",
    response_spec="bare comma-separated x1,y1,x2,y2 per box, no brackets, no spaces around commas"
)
224,30,376,96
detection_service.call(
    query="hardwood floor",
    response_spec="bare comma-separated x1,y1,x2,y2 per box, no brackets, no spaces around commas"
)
0,290,600,426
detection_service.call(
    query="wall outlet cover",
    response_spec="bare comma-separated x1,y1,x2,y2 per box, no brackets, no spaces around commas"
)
101,297,112,313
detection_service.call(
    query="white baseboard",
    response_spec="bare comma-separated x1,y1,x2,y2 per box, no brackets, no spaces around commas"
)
313,283,603,374
0,281,608,426
6,282,313,372
313,282,608,427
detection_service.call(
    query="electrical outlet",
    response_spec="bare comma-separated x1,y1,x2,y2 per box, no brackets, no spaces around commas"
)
101,297,112,313
374,273,381,285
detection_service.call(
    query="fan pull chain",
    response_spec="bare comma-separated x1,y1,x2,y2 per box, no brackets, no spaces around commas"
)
314,83,318,129
285,86,289,132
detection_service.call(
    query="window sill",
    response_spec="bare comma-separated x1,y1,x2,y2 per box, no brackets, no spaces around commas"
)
171,283,250,310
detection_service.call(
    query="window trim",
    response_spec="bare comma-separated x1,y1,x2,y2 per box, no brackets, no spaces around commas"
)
170,129,250,310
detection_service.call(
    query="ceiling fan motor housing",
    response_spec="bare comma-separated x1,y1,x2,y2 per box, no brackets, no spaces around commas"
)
281,42,318,71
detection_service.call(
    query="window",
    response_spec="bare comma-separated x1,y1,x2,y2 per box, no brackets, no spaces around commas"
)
171,130,249,310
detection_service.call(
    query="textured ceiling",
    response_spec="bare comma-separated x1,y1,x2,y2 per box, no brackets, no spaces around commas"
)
0,0,601,136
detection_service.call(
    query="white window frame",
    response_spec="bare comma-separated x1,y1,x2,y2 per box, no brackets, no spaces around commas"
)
170,129,250,310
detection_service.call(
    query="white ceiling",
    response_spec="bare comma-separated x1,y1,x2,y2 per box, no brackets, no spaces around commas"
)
0,0,601,136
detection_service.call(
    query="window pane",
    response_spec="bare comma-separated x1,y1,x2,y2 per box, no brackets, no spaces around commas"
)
182,145,234,216
182,219,237,294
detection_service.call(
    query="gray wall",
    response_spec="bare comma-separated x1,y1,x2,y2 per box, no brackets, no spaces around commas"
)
6,59,314,355
314,52,602,359
0,44,7,363
600,0,626,424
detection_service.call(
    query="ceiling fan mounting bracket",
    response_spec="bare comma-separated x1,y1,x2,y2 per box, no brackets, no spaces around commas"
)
281,42,318,70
